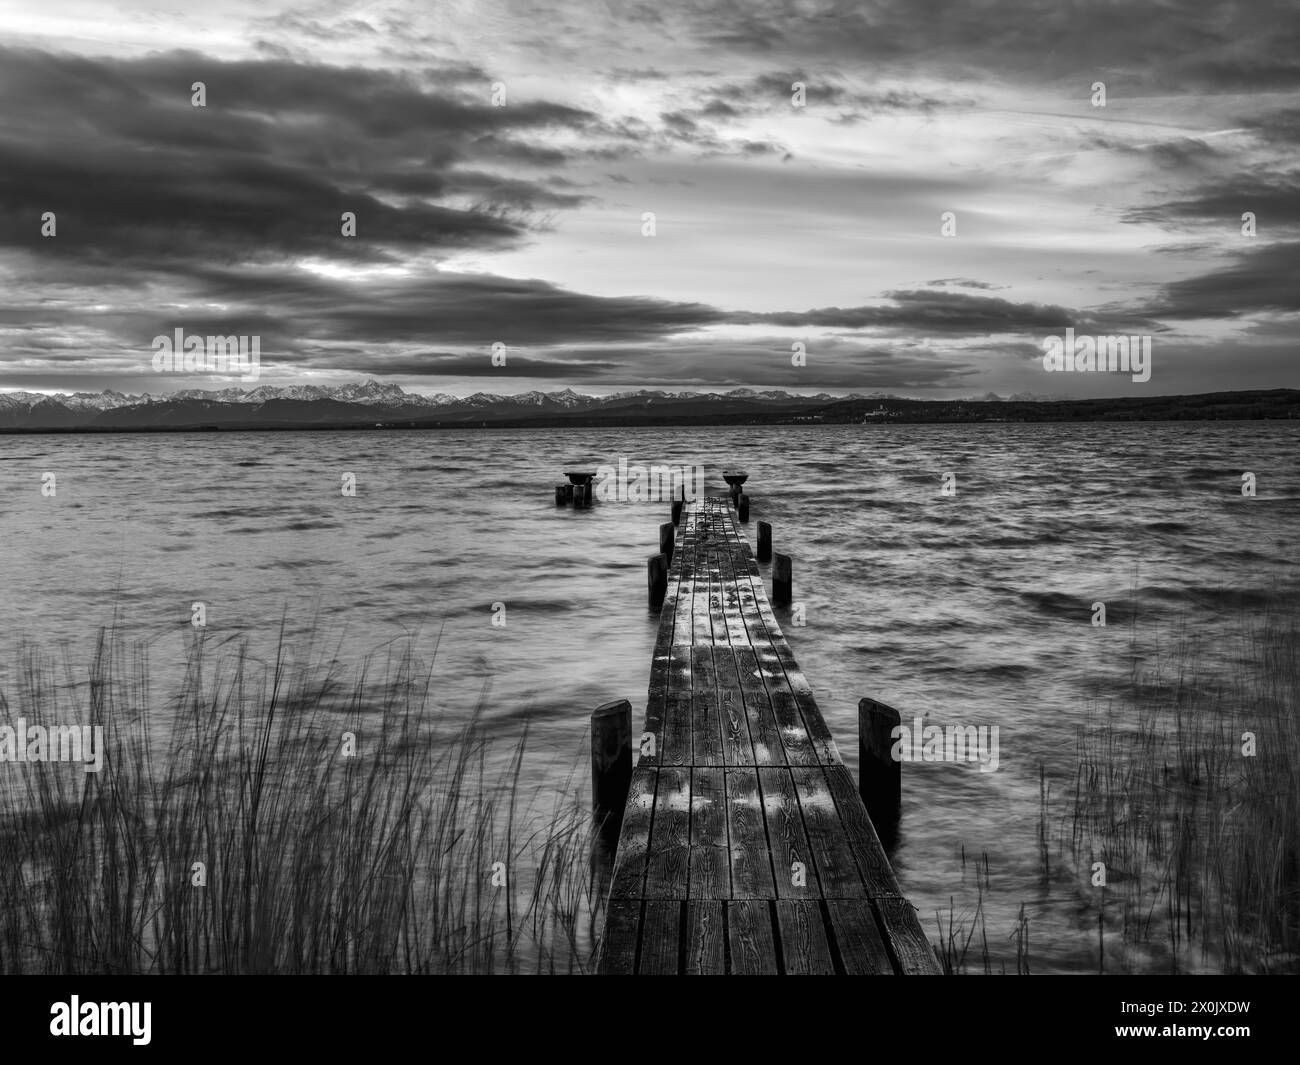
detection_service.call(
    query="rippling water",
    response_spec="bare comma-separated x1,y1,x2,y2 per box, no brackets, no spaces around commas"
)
3,422,1298,971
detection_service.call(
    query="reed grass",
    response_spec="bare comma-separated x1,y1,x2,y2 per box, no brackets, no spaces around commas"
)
1062,608,1300,973
0,623,602,974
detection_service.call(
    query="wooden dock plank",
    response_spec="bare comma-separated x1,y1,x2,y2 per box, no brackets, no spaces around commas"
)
610,766,656,899
825,900,895,974
661,691,693,767
775,901,836,975
790,766,870,899
823,765,904,898
639,901,682,975
597,899,641,975
688,767,730,899
724,767,776,899
874,896,943,974
684,901,725,975
643,766,691,899
727,900,778,975
757,767,817,899
713,646,753,765
733,645,786,765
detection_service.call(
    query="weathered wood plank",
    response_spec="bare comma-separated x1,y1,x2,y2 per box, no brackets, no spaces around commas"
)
692,690,724,767
724,767,776,898
643,766,690,899
665,643,692,697
767,689,818,766
874,896,943,974
596,899,641,975
757,767,816,899
610,766,656,899
823,765,903,898
639,900,682,975
661,692,693,767
790,766,870,898
713,648,753,765
727,900,778,975
825,900,894,975
733,646,786,766
688,767,730,899
683,901,725,975
775,901,836,975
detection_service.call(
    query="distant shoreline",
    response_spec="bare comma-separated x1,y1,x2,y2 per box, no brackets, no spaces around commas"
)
1,387,1298,434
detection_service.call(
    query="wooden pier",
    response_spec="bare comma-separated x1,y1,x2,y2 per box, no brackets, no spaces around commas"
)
596,496,941,975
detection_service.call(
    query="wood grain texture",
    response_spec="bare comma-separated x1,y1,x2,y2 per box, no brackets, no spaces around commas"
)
775,901,836,975
639,901,682,975
727,900,778,975
684,901,725,975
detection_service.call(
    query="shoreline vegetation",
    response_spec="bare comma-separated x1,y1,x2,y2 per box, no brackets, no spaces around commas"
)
937,608,1300,975
0,627,600,974
3,610,1296,975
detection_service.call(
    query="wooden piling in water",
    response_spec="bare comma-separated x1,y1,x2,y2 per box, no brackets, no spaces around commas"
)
591,699,633,843
564,483,575,504
859,698,902,843
555,485,567,506
671,500,684,525
772,551,792,605
659,522,675,565
647,553,668,611
757,520,772,562
574,483,588,507
737,493,750,523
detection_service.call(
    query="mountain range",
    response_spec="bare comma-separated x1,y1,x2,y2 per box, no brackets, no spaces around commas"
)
1,382,1297,431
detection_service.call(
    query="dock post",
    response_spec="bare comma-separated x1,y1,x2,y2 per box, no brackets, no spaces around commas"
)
591,699,633,845
859,698,902,845
574,483,587,507
737,493,750,523
555,485,567,506
757,520,772,562
671,500,683,525
659,522,675,566
564,483,574,504
772,552,792,606
647,553,668,612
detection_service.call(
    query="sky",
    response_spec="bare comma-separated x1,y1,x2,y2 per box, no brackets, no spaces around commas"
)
1,0,1298,399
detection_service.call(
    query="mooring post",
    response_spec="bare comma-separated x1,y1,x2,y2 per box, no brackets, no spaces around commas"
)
647,553,668,611
564,483,574,504
575,483,589,507
858,698,902,844
555,484,567,506
591,699,633,845
659,522,675,566
737,493,750,523
772,552,792,605
757,520,772,562
671,500,684,525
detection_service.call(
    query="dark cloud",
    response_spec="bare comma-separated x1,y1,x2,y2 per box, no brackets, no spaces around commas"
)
728,290,1158,335
1144,241,1300,318
1122,173,1300,229
0,45,603,271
